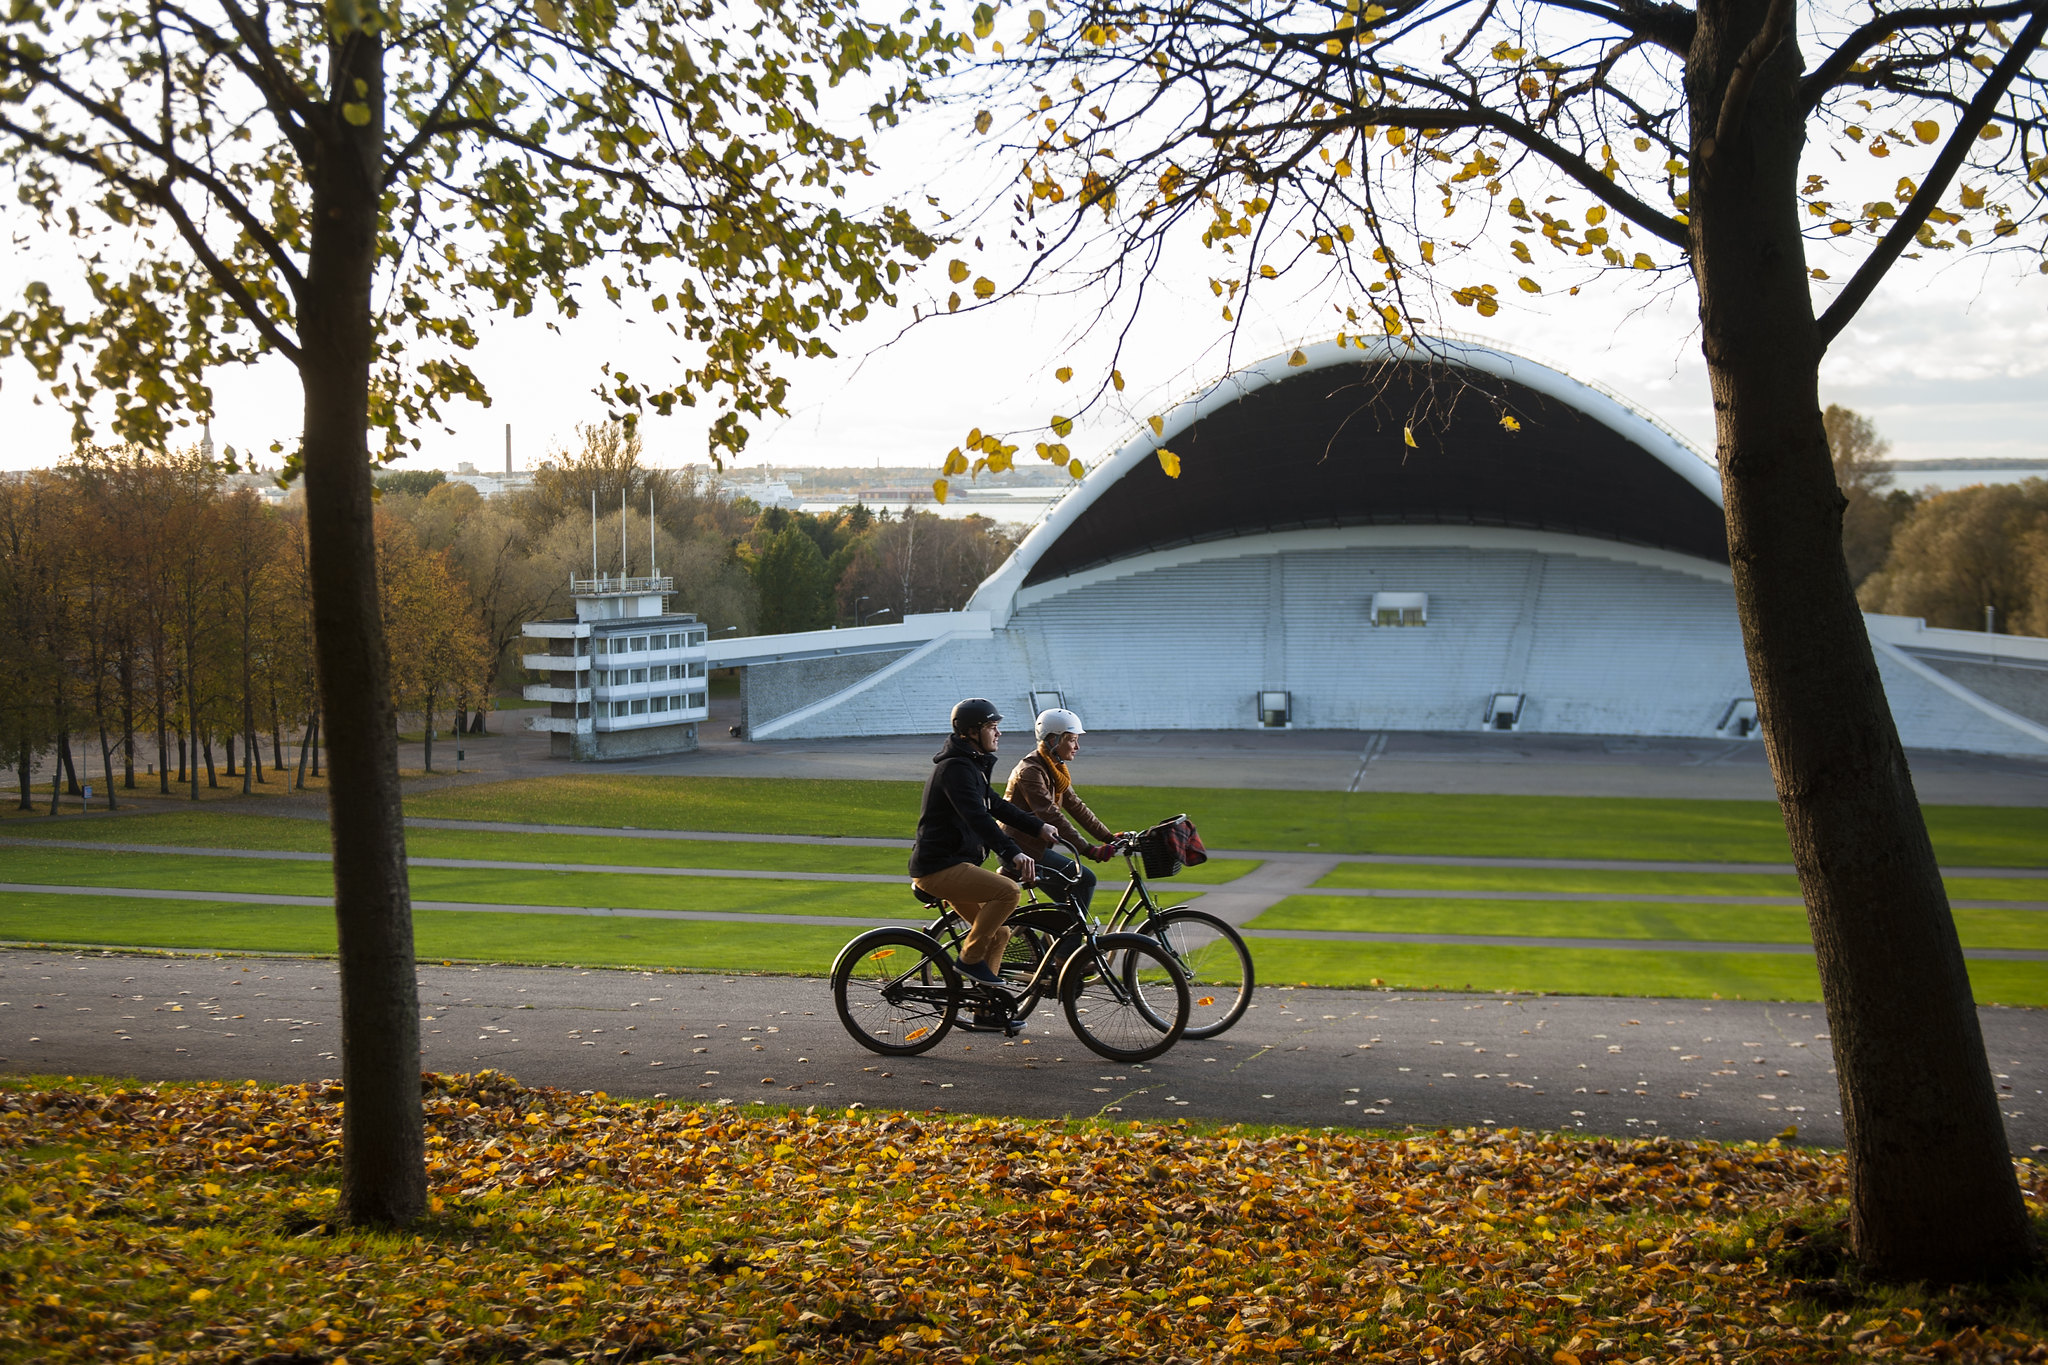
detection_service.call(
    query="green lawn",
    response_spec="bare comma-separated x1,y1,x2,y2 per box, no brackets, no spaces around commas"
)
0,848,907,918
0,893,854,973
1246,896,2048,950
0,824,1259,887
1312,861,2048,901
1241,938,2048,1006
401,776,2048,866
0,813,338,851
7,778,2044,1004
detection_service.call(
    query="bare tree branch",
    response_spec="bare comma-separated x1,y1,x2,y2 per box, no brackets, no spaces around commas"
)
1818,4,2048,345
1801,0,2040,111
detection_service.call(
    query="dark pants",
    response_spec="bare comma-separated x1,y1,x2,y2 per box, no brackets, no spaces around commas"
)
1034,849,1098,917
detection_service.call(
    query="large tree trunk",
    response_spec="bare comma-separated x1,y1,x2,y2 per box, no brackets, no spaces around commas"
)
299,24,424,1230
16,735,30,811
1688,0,2027,1280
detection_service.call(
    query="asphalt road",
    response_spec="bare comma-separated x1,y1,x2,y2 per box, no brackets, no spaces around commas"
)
6,948,2041,1152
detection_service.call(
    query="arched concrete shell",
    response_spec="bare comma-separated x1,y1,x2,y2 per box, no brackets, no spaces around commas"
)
971,335,1723,626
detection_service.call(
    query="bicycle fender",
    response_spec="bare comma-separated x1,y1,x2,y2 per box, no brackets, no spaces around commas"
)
831,925,947,982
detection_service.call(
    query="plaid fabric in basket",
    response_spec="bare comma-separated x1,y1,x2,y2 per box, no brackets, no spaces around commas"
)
1135,815,1207,879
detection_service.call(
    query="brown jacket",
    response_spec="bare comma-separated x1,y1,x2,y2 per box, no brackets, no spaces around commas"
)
1001,748,1115,859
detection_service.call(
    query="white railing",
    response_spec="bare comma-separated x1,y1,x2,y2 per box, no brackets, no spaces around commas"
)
571,574,673,595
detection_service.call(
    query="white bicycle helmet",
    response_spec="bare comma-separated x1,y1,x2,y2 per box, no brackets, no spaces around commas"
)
1035,708,1086,743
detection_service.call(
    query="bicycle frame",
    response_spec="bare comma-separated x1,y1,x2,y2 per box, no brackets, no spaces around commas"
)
1100,844,1190,932
916,845,1151,1014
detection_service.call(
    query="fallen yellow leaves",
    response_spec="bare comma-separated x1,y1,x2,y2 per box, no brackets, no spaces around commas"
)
2,1073,2042,1365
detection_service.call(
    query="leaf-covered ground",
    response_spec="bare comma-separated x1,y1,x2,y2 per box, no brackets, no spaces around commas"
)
4,1073,2043,1364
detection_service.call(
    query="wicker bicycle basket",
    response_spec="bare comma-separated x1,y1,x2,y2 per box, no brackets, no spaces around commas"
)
1134,815,1200,880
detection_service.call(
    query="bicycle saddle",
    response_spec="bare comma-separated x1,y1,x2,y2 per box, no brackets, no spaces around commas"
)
909,883,946,908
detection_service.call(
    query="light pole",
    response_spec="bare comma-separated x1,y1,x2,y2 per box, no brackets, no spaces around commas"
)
862,605,894,627
854,595,869,628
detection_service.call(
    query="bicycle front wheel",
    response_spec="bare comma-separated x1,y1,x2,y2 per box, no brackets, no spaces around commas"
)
1060,932,1189,1063
1135,908,1254,1039
832,927,959,1056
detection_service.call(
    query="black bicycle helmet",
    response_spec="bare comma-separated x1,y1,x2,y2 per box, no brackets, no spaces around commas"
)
950,697,1002,734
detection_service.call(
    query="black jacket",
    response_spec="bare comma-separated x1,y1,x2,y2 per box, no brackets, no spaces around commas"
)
909,736,1039,877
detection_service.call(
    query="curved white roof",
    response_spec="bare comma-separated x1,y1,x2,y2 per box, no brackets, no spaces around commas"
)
969,334,1722,624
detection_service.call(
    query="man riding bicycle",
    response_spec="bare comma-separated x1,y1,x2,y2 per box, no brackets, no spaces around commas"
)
909,699,1061,1032
1001,708,1121,918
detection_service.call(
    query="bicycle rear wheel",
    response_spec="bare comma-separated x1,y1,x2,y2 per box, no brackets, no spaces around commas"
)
832,927,959,1056
1061,932,1189,1063
1134,908,1254,1039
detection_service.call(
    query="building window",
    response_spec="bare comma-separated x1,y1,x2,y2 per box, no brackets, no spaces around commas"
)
688,691,706,709
1371,591,1429,627
650,665,668,682
691,661,707,678
576,638,590,656
612,700,628,717
576,702,589,719
1257,690,1290,727
651,696,667,713
631,699,648,715
670,693,684,710
630,636,647,651
630,667,647,683
690,631,705,646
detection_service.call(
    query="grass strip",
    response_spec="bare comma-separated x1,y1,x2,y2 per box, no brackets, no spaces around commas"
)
1247,896,2048,950
7,1074,2045,1365
1312,862,2046,902
1242,938,2048,1006
401,775,2048,865
3,810,1260,885
0,894,861,974
0,850,913,919
10,891,2045,1004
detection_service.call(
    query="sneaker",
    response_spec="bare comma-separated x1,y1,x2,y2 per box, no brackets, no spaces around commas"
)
963,1009,1025,1038
957,959,1001,985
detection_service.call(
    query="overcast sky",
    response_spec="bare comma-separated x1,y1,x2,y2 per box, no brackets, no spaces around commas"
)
2,45,2042,481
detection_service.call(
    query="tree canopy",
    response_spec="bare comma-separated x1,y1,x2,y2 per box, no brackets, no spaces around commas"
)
923,0,2044,491
0,0,955,463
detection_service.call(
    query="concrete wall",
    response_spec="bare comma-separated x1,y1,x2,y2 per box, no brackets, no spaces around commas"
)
741,650,914,731
548,721,699,760
751,535,2048,757
1913,657,2048,728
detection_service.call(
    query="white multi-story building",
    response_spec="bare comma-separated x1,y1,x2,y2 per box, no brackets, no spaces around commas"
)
521,576,710,759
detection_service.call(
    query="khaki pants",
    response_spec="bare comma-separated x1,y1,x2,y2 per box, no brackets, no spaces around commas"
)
913,861,1019,969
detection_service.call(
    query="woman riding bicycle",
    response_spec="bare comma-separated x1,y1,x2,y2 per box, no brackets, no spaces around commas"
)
1000,708,1121,917
909,699,1061,1019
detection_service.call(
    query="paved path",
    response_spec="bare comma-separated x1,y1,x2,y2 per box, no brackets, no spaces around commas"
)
4,949,2041,1153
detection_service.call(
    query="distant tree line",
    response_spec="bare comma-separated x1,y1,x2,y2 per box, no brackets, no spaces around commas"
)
0,424,1021,804
1828,405,2048,637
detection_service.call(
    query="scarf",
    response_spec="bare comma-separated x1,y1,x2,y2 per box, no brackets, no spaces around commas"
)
1040,741,1073,798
